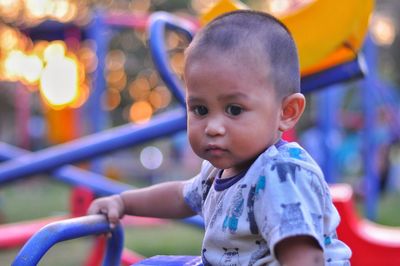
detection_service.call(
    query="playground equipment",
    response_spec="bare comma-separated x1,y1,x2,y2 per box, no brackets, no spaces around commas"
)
12,215,124,266
14,183,400,266
200,0,373,74
5,0,400,265
332,184,400,266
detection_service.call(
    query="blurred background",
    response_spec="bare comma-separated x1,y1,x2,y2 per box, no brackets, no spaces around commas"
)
1,0,400,265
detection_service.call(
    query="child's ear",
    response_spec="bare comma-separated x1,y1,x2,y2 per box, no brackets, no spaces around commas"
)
278,93,306,132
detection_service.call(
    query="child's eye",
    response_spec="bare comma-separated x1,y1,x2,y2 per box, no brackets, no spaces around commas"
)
226,105,243,116
193,105,208,116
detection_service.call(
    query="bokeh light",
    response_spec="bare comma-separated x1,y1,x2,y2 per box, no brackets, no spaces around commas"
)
40,55,79,108
129,100,153,124
3,50,25,81
103,88,121,111
370,14,396,47
148,86,172,110
43,41,66,62
106,49,126,71
140,146,163,170
129,77,151,101
20,54,43,84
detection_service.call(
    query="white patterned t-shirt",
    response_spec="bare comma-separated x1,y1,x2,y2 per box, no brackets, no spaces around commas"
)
183,141,351,266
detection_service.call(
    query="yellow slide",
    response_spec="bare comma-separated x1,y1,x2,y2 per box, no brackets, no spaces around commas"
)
200,0,374,74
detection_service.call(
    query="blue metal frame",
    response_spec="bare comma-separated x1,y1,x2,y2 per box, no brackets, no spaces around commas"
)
0,141,205,228
12,215,123,266
148,12,196,107
362,35,379,220
0,109,186,185
301,56,365,94
0,142,131,195
86,10,110,134
316,85,344,183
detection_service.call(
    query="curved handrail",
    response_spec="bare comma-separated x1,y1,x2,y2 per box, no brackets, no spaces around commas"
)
12,215,123,266
301,56,365,93
148,12,197,107
147,11,365,97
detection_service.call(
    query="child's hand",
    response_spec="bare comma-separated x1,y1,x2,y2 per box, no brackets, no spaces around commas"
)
87,195,125,229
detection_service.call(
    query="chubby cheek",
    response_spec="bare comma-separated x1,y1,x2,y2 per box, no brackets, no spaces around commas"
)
233,126,270,155
187,124,203,157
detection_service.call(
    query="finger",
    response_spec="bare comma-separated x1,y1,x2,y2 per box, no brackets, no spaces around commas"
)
87,204,100,215
107,209,120,229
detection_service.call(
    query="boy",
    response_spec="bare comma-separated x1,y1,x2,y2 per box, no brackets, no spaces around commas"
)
88,10,352,265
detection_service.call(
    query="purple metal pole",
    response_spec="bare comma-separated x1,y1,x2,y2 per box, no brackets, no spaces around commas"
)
0,142,131,195
86,10,110,134
0,109,186,184
148,12,197,107
0,142,204,227
362,35,379,220
12,215,123,266
301,57,365,94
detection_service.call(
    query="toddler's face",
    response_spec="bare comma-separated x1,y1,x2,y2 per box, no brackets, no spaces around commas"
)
185,54,283,176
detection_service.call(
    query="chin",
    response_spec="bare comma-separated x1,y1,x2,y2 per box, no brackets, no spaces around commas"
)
208,160,232,170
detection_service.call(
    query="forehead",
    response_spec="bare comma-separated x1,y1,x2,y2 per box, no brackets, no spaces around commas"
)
185,49,271,86
184,51,277,101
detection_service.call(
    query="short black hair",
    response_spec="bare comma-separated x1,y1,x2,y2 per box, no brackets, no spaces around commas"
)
185,10,300,98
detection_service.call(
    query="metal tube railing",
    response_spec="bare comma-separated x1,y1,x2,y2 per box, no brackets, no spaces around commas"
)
148,12,197,107
0,109,186,185
12,215,123,266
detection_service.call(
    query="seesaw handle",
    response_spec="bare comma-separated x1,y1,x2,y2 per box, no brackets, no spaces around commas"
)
12,215,123,266
148,12,197,107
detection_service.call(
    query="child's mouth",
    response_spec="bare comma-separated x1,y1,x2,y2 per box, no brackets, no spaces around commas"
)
206,145,227,156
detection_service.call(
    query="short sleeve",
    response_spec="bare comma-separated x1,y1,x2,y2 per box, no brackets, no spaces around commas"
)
182,160,216,216
253,158,327,257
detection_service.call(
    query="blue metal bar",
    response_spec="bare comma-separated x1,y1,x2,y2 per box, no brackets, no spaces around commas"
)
85,10,110,133
362,35,379,220
148,12,197,107
0,109,186,184
12,215,123,266
301,56,365,94
0,141,205,227
316,85,344,183
0,142,131,195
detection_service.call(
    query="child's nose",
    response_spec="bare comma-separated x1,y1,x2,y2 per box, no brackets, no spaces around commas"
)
205,118,225,136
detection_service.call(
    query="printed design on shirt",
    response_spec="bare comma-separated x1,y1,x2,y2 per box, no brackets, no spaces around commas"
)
247,185,258,234
287,147,304,160
249,240,270,266
255,175,266,197
184,187,202,213
202,176,215,202
310,212,323,234
308,170,324,199
246,175,266,234
324,234,332,245
261,215,273,239
218,247,240,266
279,202,309,236
210,200,224,229
223,184,247,233
202,248,212,266
270,161,300,183
324,232,337,246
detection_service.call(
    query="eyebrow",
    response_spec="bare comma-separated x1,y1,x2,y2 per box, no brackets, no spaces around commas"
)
217,92,249,101
186,96,203,105
187,92,249,105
